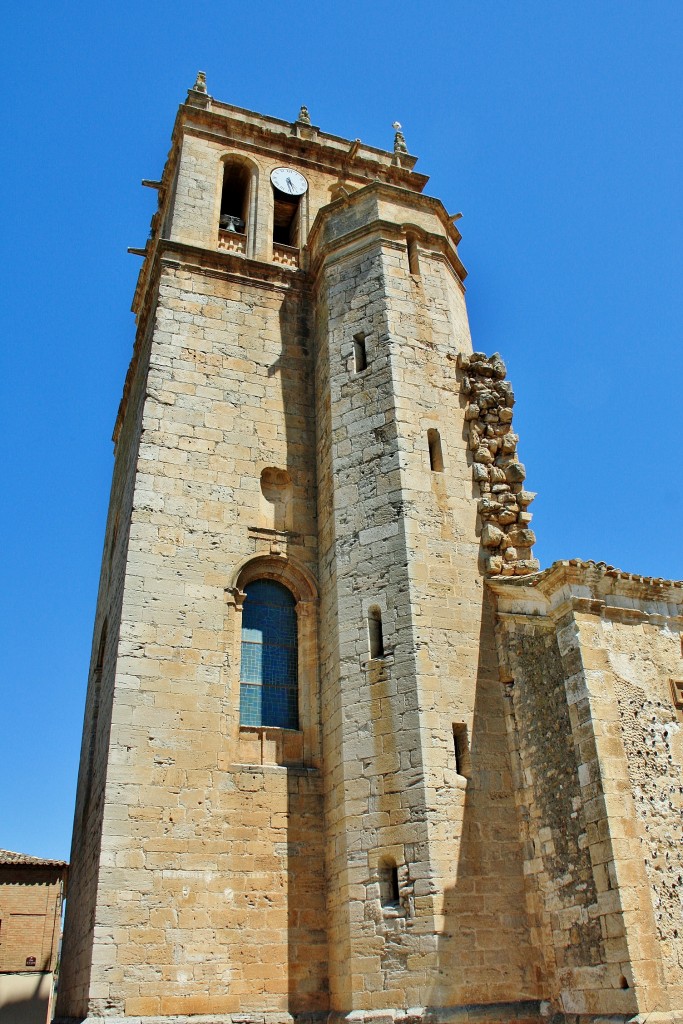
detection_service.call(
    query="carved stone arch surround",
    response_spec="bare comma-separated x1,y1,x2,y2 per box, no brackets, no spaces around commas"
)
226,554,321,768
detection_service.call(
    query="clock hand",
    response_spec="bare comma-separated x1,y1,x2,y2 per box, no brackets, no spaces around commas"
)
286,177,294,193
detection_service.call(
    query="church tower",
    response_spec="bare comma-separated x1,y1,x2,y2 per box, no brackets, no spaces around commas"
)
57,74,542,1022
60,75,683,1024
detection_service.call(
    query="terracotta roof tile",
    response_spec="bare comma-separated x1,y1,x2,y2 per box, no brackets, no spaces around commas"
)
0,848,67,868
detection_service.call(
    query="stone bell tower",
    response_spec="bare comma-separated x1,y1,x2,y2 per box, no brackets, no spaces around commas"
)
57,75,545,1023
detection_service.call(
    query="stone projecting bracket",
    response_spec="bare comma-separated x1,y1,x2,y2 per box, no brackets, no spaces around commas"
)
459,351,539,577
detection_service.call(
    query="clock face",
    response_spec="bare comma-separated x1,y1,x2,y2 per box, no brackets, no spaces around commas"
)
271,167,308,196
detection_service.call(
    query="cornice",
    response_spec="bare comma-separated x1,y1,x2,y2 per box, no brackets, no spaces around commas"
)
176,102,429,194
132,238,308,317
490,558,682,596
306,181,466,282
488,558,683,630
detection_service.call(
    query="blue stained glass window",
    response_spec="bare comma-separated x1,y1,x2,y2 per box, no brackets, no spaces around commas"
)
239,579,299,729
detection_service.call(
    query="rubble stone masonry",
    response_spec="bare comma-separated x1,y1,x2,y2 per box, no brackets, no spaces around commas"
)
491,563,683,1020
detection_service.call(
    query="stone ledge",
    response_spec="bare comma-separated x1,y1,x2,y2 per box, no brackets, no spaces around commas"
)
330,1004,543,1024
55,1011,683,1024
55,1008,540,1024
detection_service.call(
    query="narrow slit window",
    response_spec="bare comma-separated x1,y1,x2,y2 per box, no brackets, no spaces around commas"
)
368,606,384,660
428,428,444,472
82,622,107,827
109,511,120,568
453,723,472,779
353,333,367,373
407,236,420,276
379,860,400,908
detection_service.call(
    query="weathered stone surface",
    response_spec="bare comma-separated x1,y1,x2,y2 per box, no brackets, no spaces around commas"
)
479,498,503,518
58,93,546,1024
56,87,683,1024
482,523,505,548
506,527,536,548
498,507,518,525
490,563,683,1019
505,462,526,483
460,352,536,577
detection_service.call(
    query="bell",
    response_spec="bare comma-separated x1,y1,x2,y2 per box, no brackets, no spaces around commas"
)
220,214,245,233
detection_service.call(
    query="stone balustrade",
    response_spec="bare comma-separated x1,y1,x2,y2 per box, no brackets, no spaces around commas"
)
218,229,247,254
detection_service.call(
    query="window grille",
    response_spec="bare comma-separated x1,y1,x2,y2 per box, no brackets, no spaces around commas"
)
240,579,298,729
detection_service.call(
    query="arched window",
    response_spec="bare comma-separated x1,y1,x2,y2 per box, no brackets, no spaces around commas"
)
240,580,298,729
220,161,250,234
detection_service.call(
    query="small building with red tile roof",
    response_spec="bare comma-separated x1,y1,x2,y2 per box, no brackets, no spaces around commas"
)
0,850,67,1024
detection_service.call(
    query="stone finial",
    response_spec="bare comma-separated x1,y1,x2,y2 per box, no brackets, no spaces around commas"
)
392,121,408,155
186,71,210,109
192,71,207,94
297,105,311,125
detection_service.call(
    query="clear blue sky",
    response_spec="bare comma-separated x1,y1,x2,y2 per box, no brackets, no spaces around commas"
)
1,2,682,861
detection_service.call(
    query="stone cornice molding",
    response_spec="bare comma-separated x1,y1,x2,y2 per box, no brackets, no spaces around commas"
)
306,185,466,284
488,558,683,628
133,238,308,317
176,100,428,192
308,179,463,257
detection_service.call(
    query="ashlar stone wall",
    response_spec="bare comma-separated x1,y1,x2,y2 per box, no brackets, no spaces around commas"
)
58,307,151,1018
59,86,683,1024
311,183,543,1016
59,249,328,1020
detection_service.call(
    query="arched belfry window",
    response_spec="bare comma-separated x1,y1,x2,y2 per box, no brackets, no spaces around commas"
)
220,162,250,234
218,158,257,258
240,580,298,729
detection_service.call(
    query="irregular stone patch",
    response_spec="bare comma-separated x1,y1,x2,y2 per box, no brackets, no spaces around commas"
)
459,351,539,576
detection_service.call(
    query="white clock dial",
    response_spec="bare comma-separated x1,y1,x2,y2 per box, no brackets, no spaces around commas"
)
271,167,308,196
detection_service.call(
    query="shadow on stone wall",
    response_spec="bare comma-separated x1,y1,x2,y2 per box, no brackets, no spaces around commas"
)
429,591,545,1012
0,971,52,1024
287,770,329,1017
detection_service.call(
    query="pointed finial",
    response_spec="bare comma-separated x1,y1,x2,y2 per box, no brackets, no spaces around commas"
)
192,71,207,94
297,105,311,125
392,121,408,155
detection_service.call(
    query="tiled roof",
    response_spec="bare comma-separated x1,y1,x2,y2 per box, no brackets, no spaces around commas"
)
0,849,67,868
